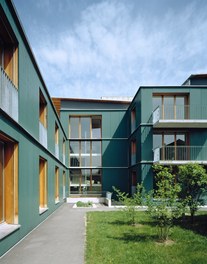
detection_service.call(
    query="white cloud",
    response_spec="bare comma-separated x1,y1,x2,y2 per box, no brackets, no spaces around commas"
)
31,0,207,98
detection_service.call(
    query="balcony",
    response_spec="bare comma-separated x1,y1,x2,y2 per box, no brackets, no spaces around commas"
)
39,121,47,148
55,143,59,159
63,154,66,165
0,66,18,122
153,105,207,128
154,146,207,164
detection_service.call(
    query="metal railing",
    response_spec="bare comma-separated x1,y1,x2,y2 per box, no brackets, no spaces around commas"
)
55,143,59,159
0,66,18,122
39,121,47,148
153,105,207,124
63,154,66,165
154,146,207,162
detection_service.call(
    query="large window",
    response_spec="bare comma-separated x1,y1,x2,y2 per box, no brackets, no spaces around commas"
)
69,116,102,194
153,95,188,120
70,169,101,194
39,157,47,213
153,132,188,160
0,134,18,224
69,116,101,139
0,7,18,87
70,141,101,167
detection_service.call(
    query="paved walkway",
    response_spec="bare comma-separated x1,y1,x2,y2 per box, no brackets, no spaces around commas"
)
0,203,104,264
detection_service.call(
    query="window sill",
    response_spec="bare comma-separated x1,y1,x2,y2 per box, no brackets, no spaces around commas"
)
39,207,48,215
0,223,21,240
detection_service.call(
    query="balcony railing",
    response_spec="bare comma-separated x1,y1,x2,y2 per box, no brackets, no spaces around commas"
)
154,146,207,162
63,154,66,165
55,143,59,159
153,105,207,124
0,66,18,122
39,121,47,148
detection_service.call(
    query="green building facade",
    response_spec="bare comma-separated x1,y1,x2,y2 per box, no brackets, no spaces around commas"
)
1,0,207,257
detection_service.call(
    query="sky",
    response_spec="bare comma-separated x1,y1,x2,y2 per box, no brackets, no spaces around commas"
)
13,0,207,99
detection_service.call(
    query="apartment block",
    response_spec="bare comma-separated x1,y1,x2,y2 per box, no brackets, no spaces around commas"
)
0,0,207,256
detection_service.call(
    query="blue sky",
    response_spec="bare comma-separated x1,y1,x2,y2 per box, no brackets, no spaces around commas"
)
13,0,207,99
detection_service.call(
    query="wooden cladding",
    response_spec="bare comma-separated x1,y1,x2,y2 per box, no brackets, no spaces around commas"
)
39,157,47,209
0,133,18,224
52,98,61,117
0,6,18,88
39,90,47,127
55,167,59,202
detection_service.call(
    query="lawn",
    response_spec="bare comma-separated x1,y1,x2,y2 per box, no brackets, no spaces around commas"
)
85,211,207,264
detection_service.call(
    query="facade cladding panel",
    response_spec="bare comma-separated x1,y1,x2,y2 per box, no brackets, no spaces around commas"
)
1,0,207,257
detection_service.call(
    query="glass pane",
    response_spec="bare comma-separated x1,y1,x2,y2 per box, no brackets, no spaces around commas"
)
91,169,101,192
81,154,90,167
176,97,185,119
153,134,162,149
92,141,101,154
164,134,174,146
176,134,186,160
70,118,79,138
81,117,90,138
163,97,174,119
81,141,90,154
70,170,81,185
70,142,79,154
153,96,162,111
92,118,101,138
82,169,91,185
92,154,101,167
70,156,80,167
176,134,186,146
0,142,4,223
164,134,175,160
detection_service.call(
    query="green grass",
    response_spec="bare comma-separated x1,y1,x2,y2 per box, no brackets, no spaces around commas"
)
76,201,93,207
85,211,207,264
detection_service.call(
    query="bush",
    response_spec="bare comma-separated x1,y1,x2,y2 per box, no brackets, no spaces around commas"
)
76,201,93,207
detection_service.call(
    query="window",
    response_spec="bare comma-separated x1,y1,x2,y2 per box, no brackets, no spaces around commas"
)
131,107,136,132
70,169,101,194
55,123,59,159
0,7,18,87
131,140,136,165
0,134,18,224
39,90,47,148
69,116,101,139
63,139,66,164
39,90,47,128
70,141,101,167
39,157,47,214
55,167,59,203
69,116,102,194
153,94,188,120
153,132,188,160
63,171,66,199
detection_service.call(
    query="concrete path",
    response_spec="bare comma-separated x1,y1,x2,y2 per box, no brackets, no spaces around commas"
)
0,204,88,264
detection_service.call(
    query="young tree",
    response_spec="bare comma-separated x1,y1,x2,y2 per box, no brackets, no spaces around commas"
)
113,183,145,226
147,165,182,241
178,163,207,222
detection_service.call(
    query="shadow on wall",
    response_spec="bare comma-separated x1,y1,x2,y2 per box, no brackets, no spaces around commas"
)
102,111,129,193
